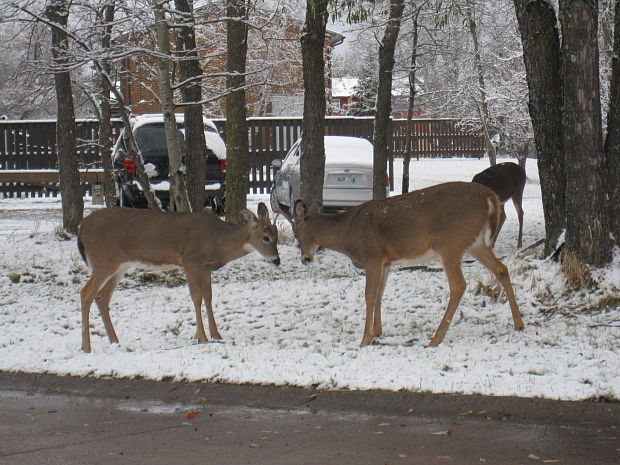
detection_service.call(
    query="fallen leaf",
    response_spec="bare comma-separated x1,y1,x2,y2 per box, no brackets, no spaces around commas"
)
186,409,201,420
432,429,453,436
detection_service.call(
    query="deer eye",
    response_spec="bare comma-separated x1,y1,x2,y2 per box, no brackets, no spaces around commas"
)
262,235,270,243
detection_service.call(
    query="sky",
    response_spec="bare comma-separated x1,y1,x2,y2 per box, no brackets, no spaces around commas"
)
0,157,618,401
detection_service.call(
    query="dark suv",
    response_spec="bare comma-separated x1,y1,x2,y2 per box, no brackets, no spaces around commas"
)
112,114,226,213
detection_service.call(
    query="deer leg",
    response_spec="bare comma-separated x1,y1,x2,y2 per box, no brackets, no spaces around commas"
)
512,193,524,248
492,205,507,247
428,254,466,347
469,244,524,331
361,262,384,346
80,269,115,353
185,265,208,343
372,265,391,337
94,270,123,344
202,269,221,340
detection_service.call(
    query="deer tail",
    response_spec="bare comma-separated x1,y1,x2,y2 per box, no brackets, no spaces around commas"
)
77,235,90,268
486,194,501,246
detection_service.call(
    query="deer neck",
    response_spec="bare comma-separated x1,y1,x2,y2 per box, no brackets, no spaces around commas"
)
311,213,350,254
217,221,256,264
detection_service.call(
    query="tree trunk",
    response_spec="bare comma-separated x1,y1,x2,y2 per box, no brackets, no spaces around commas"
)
45,0,83,234
152,0,191,212
559,0,611,265
373,0,405,201
513,0,566,257
99,2,117,207
604,0,620,243
300,0,329,207
224,0,249,222
402,9,419,195
175,0,207,213
465,6,496,166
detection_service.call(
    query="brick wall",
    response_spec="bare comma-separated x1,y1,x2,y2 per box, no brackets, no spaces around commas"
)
119,10,337,117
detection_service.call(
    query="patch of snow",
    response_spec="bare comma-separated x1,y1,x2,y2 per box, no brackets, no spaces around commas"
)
0,157,618,401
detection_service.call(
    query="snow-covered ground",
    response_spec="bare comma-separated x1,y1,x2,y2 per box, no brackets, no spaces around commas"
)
0,157,618,401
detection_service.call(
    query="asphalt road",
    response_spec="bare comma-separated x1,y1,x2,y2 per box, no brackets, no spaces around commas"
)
0,372,617,465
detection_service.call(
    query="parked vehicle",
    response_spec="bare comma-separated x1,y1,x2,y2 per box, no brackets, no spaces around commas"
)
270,136,384,212
112,114,226,212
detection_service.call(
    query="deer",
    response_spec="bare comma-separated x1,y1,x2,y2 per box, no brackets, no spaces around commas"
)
77,203,280,353
472,162,526,248
278,182,524,347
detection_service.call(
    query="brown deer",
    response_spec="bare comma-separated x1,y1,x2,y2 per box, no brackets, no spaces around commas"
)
77,203,280,353
279,182,524,347
472,162,526,248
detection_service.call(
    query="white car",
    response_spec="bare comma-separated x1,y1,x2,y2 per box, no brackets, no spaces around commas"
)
270,136,381,212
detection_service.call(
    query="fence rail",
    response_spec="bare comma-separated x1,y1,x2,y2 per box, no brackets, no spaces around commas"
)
0,117,483,199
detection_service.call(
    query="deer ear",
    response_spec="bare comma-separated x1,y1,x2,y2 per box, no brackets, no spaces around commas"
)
293,199,307,222
256,202,269,220
240,208,258,224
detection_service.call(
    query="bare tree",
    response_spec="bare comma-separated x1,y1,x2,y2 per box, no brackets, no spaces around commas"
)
605,0,620,243
402,5,421,194
463,4,496,165
559,0,610,265
300,0,329,207
45,0,83,233
98,0,118,207
151,0,190,212
373,0,405,200
513,0,565,257
224,0,250,222
175,0,208,213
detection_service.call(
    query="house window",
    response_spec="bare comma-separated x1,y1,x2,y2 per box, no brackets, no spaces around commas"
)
271,95,304,116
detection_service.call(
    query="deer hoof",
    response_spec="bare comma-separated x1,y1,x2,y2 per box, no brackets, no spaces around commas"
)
360,335,380,347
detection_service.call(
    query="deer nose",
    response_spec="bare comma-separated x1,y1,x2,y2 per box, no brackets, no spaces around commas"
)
301,256,312,265
272,258,281,266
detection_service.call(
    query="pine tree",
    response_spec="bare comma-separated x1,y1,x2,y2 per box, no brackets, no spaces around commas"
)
347,55,378,116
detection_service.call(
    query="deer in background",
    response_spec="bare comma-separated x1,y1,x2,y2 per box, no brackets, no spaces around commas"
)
279,182,524,347
472,162,526,248
77,203,280,353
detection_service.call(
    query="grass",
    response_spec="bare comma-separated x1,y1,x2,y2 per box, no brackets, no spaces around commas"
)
560,250,597,290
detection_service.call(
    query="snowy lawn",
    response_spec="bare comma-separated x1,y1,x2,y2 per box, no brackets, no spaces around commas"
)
0,157,618,401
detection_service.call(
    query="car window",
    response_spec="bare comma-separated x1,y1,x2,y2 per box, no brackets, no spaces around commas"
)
135,124,185,155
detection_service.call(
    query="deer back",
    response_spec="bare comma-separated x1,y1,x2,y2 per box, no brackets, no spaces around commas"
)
299,182,500,265
78,208,259,270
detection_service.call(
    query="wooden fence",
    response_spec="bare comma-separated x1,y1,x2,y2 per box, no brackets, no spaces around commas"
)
0,117,483,198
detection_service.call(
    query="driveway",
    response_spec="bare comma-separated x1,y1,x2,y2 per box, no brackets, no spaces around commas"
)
0,372,617,465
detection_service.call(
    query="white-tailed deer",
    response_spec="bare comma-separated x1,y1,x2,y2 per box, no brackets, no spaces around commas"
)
472,162,526,248
77,203,280,353
279,182,524,347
